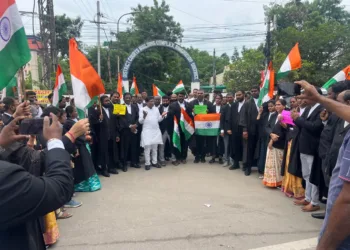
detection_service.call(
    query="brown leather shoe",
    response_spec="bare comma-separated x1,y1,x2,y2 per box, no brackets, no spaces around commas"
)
294,199,310,206
302,203,320,212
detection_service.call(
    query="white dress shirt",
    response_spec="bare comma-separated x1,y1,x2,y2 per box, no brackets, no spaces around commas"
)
300,107,306,116
345,121,349,128
126,104,132,114
47,139,64,151
215,105,221,114
253,98,259,111
102,107,110,118
178,101,185,109
307,103,320,118
238,101,245,112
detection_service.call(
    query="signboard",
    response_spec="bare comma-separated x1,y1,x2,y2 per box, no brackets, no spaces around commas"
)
32,90,51,105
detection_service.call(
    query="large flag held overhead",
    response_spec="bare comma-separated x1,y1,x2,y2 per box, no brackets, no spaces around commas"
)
258,62,275,106
53,65,67,107
172,80,185,94
69,38,105,118
130,76,139,96
194,114,221,136
0,0,31,90
152,84,165,97
277,43,302,80
1,76,17,100
173,116,181,152
323,65,350,89
180,108,195,140
117,72,124,99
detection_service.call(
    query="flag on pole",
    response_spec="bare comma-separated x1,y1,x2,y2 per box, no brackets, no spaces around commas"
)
323,65,350,89
277,43,302,80
53,65,67,107
117,72,123,99
194,114,221,136
180,108,194,140
1,76,17,100
173,116,181,152
152,84,165,97
0,0,31,90
69,38,105,118
172,80,185,94
258,62,275,106
130,76,139,95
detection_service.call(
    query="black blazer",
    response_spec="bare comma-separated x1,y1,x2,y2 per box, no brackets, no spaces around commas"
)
318,113,339,159
118,104,139,131
0,148,73,250
220,104,231,133
168,101,191,122
159,105,173,134
295,104,324,155
239,98,259,135
2,113,12,126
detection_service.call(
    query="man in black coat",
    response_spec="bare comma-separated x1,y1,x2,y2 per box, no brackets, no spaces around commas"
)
0,115,73,250
98,95,120,177
190,89,215,163
239,87,260,176
118,92,140,172
292,92,324,212
168,92,191,165
2,97,19,126
220,93,233,167
228,90,246,170
88,103,102,172
158,96,173,165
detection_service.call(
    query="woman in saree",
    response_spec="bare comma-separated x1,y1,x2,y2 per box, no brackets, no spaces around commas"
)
263,99,287,188
280,98,305,199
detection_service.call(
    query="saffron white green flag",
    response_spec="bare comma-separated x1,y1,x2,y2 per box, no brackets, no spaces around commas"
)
194,114,221,136
130,76,139,96
173,80,185,94
53,64,67,107
180,108,194,140
277,43,301,80
0,0,31,90
173,116,181,152
152,84,165,97
323,65,350,89
258,62,275,107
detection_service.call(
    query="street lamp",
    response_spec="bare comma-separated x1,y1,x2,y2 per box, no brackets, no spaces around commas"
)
116,12,140,73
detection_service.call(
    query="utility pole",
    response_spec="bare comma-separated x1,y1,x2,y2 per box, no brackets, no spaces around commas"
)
213,48,217,88
265,16,272,68
97,0,101,76
38,0,57,89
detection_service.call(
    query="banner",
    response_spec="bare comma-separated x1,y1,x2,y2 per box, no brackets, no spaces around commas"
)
32,90,52,105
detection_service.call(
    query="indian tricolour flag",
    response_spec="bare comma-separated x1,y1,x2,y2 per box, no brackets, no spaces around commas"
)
53,64,67,107
323,65,350,89
173,116,181,152
0,0,31,90
258,62,275,106
152,84,165,97
69,38,105,118
117,72,124,99
194,114,220,136
130,76,139,96
180,108,194,140
172,80,185,94
277,43,302,80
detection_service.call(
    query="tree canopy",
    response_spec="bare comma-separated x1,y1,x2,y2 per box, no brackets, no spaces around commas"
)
225,0,350,91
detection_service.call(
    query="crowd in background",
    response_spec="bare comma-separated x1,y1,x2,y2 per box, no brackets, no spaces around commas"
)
2,79,350,249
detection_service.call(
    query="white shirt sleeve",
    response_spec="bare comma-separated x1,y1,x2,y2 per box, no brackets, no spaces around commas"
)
47,139,65,151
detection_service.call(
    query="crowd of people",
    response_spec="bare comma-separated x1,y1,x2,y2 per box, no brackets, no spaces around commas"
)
1,79,350,249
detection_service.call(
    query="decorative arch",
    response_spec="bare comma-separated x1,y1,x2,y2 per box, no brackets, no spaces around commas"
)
122,40,200,92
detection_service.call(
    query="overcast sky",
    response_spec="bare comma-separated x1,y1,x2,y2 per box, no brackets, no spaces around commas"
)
17,0,350,58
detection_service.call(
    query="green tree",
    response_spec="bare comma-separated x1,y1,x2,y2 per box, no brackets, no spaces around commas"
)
55,14,84,57
224,47,265,92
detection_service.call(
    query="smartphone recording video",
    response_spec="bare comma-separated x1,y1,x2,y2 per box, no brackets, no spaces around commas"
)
19,118,52,135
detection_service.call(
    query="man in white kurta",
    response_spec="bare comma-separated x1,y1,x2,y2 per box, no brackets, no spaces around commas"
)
139,97,165,170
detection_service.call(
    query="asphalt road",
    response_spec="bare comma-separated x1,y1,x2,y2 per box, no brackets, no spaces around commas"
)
53,156,323,250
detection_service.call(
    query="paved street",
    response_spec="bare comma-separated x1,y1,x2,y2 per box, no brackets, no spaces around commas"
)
54,156,323,250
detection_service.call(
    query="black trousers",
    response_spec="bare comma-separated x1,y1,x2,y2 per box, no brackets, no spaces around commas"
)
212,136,224,157
120,129,138,165
174,131,188,160
196,136,215,159
243,134,258,169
